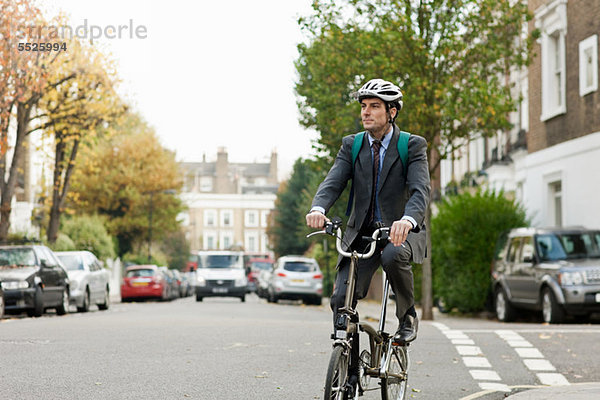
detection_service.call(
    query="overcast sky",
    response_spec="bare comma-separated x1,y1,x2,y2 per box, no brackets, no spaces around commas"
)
44,0,319,180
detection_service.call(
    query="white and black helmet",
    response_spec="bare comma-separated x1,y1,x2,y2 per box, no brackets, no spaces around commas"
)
351,78,403,110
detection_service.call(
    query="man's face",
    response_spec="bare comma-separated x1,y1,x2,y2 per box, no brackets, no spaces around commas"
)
360,97,395,133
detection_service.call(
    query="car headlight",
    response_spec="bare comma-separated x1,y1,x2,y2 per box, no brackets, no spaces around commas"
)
196,276,206,287
1,280,30,290
234,277,247,287
559,271,584,286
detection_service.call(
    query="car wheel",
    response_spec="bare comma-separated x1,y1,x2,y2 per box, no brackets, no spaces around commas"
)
268,292,277,303
27,286,44,317
542,287,565,324
77,288,90,313
56,288,70,315
0,292,5,319
196,294,203,302
98,287,110,310
240,295,246,303
495,287,516,322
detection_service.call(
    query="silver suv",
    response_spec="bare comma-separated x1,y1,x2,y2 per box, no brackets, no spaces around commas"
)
492,227,600,323
267,256,323,305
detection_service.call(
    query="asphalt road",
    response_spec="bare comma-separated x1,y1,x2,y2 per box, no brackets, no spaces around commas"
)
1,295,599,400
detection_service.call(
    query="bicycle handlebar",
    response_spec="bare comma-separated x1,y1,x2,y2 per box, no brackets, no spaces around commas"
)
306,217,389,259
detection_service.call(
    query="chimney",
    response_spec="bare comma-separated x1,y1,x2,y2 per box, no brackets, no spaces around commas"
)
215,147,230,193
268,148,278,184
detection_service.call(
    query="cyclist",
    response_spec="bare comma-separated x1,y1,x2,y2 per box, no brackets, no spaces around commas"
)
306,78,430,382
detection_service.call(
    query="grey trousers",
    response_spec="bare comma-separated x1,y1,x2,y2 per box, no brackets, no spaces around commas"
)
330,239,414,326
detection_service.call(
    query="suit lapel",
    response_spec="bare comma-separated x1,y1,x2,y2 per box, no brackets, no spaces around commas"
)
378,127,399,192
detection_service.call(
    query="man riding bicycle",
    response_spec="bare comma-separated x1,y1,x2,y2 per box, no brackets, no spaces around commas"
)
306,78,430,377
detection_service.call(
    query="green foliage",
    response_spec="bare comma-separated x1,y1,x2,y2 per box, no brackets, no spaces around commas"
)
268,158,318,257
431,190,527,312
296,0,536,173
123,251,167,267
160,230,191,271
59,215,116,260
50,233,76,252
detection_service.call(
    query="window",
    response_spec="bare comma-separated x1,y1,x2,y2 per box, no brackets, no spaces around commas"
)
579,34,598,96
221,210,233,227
245,210,258,227
548,180,562,227
204,231,217,250
507,238,522,263
220,231,234,250
200,177,213,192
536,0,567,121
204,210,216,227
520,237,535,263
245,231,259,252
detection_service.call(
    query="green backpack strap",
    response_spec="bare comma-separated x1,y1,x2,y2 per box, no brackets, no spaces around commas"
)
345,130,411,216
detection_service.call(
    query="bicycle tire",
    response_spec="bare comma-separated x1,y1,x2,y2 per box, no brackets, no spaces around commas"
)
324,345,350,400
381,345,409,400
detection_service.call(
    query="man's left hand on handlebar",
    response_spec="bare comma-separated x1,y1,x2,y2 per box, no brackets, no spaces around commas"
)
389,219,413,247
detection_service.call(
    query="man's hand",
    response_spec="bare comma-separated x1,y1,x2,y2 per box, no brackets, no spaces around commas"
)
306,210,329,229
389,219,413,247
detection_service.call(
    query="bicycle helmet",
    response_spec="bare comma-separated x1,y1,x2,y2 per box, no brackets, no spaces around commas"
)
351,78,403,111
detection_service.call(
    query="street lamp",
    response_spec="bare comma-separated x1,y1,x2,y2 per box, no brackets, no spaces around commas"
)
145,189,176,263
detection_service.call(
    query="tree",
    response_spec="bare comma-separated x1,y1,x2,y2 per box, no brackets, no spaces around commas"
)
32,39,126,243
296,0,536,319
55,215,116,260
267,158,317,257
68,112,183,257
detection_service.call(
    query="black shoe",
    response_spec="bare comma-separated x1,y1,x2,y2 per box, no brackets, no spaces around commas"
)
393,314,418,345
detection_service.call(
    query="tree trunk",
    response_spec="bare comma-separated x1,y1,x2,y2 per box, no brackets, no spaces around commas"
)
47,136,80,243
420,205,434,320
0,103,31,240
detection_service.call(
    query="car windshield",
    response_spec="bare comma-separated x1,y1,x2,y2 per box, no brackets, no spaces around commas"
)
283,261,315,272
202,255,241,269
536,232,600,261
251,262,272,271
0,248,37,268
57,255,84,271
126,269,155,278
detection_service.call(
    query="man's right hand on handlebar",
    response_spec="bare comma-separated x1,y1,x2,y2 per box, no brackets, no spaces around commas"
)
306,210,330,229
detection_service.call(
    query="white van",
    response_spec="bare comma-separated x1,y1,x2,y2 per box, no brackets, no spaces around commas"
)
194,251,248,302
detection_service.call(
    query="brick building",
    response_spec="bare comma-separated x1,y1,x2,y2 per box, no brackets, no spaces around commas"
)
179,148,278,252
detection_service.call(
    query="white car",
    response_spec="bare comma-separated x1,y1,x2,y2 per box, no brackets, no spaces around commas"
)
267,256,323,305
55,251,110,312
194,251,248,302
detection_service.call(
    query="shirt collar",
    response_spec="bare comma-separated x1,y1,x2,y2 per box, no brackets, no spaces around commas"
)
368,125,393,150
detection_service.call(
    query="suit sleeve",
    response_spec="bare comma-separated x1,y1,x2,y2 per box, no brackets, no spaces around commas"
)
404,135,430,229
311,135,354,214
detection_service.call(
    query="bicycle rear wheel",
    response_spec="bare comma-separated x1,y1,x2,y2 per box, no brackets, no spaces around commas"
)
324,345,350,400
381,345,409,400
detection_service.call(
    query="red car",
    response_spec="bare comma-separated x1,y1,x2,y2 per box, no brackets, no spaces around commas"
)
121,265,168,302
247,257,274,294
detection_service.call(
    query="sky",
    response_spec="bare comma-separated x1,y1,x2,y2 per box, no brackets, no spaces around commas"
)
43,0,320,180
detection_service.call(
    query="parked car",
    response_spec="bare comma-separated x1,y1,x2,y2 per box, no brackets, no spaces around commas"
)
195,251,247,302
492,227,600,323
267,256,323,305
121,265,168,302
0,245,70,317
158,267,180,300
247,257,274,294
55,251,110,312
0,284,4,318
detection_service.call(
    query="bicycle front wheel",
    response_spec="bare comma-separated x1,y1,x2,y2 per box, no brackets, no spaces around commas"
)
324,345,350,400
381,345,409,400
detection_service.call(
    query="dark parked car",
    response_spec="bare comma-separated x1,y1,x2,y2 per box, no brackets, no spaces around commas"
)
492,227,600,323
0,245,70,317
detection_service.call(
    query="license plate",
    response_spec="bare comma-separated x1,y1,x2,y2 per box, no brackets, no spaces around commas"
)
595,293,600,303
213,288,228,294
291,279,305,283
132,281,149,286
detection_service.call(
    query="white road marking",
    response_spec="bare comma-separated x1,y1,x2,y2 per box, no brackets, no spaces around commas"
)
456,345,483,356
507,340,533,348
470,370,501,381
452,339,475,345
445,331,469,340
478,382,511,392
462,357,492,368
523,359,556,371
537,373,570,386
514,347,544,358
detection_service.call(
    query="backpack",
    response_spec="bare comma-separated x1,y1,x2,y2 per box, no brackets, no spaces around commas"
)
345,131,411,216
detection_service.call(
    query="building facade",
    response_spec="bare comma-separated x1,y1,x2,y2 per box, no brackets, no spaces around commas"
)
440,0,600,229
179,147,278,252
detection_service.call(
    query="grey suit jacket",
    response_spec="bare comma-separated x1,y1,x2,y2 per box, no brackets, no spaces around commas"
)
311,125,431,263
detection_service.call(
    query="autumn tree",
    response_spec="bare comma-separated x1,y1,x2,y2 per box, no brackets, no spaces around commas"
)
296,0,536,319
69,112,184,257
32,39,126,243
